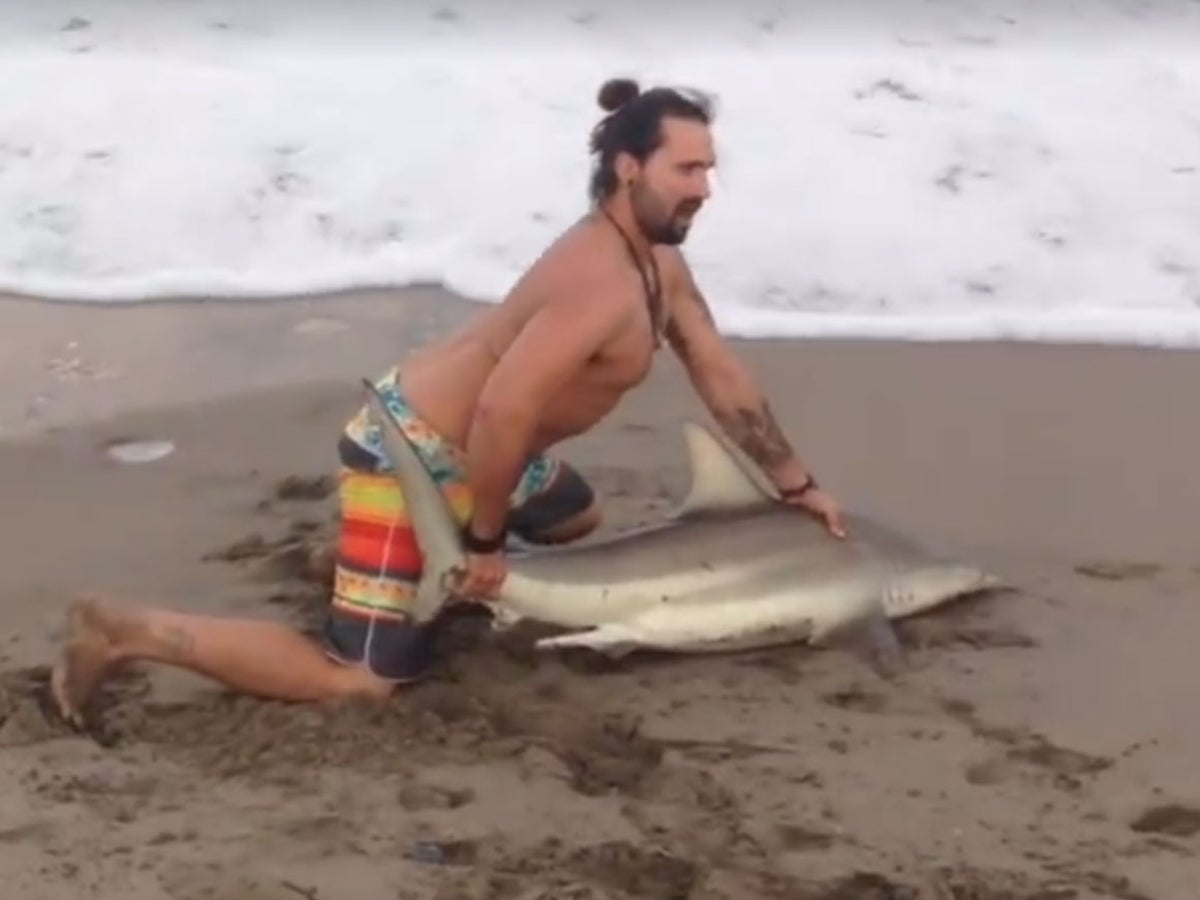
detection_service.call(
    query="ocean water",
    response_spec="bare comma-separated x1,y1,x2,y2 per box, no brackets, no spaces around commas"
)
3,1,1200,345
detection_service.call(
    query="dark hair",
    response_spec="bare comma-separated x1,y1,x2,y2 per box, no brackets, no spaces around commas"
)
588,77,715,202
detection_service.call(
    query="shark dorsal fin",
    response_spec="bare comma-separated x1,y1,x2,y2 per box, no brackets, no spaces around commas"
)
677,420,776,516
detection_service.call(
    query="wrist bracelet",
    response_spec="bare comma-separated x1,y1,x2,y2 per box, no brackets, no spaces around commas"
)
779,474,818,501
462,521,506,554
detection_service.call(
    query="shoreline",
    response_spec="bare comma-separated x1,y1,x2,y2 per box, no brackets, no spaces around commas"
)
5,285,1198,440
8,283,1200,344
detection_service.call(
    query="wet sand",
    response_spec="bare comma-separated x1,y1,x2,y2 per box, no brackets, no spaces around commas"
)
1,287,1198,899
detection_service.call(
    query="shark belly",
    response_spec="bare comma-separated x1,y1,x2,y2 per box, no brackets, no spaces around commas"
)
494,509,897,645
529,573,884,655
497,564,789,631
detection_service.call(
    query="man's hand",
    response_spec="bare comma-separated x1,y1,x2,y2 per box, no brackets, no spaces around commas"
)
453,549,509,601
780,481,848,540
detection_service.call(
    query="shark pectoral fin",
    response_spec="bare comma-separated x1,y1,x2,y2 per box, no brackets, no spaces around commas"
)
856,603,908,680
533,624,638,659
839,600,908,681
811,593,909,681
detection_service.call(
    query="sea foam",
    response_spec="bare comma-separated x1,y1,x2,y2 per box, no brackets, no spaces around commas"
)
2,1,1200,345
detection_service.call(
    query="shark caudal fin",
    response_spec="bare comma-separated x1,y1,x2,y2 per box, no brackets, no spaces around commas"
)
361,378,465,623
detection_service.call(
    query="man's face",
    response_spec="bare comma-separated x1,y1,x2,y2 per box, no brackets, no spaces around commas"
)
624,117,715,245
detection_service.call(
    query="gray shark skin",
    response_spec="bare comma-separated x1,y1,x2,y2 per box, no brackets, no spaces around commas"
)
361,379,1001,659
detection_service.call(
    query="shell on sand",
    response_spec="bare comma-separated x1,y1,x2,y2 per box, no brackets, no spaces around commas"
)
105,439,176,464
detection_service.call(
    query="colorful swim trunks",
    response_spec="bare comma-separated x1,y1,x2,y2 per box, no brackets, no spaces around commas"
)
319,366,595,682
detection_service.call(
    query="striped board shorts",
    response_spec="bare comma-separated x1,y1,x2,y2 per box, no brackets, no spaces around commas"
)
319,366,595,681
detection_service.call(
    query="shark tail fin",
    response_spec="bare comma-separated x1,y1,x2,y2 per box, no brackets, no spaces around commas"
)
361,378,466,623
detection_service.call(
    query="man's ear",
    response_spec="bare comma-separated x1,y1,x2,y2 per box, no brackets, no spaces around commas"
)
614,151,638,186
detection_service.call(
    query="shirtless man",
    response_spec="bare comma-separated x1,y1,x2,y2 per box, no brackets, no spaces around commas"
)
50,77,846,726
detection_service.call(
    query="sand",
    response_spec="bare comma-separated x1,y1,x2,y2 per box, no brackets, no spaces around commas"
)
1,287,1198,900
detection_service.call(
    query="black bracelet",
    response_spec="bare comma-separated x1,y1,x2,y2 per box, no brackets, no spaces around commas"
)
462,521,506,554
779,474,818,501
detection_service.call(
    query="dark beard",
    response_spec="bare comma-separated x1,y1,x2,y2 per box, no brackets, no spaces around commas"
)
629,181,696,246
643,221,688,245
633,200,691,245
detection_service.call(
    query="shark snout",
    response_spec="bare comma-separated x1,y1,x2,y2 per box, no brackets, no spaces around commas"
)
883,565,1000,620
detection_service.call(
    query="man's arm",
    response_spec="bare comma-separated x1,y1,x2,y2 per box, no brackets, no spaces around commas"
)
663,259,814,492
463,284,630,545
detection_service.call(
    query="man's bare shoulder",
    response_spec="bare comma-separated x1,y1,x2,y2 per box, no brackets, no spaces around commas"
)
653,245,697,286
653,246,710,322
525,217,645,313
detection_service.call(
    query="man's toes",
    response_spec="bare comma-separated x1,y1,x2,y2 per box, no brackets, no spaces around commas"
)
49,636,113,729
50,658,83,728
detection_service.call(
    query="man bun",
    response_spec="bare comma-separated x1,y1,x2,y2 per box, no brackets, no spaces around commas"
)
597,77,640,113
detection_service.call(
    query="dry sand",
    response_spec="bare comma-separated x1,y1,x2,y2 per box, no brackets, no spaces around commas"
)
1,287,1198,900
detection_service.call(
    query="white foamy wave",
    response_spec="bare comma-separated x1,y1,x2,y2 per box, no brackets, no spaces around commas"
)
2,1,1200,346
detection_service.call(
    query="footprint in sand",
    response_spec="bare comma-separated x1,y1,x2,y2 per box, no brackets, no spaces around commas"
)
943,698,1112,792
1130,803,1200,838
1074,561,1161,581
561,841,699,899
820,684,888,714
291,317,349,336
397,780,475,812
775,823,837,852
407,838,478,866
272,475,336,502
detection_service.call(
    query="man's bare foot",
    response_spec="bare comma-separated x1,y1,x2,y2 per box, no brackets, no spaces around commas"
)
50,595,144,728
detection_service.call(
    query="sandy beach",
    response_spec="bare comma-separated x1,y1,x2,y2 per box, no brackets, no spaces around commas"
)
1,286,1198,900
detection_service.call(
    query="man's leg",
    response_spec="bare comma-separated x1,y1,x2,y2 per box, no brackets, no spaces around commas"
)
50,457,440,726
51,594,393,727
507,461,601,546
320,462,448,681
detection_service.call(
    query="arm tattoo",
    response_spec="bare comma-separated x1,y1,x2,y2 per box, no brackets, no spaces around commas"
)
665,261,795,471
715,401,795,470
162,626,197,663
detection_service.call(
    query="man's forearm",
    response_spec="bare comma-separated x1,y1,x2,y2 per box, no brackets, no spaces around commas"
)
462,406,536,542
664,263,816,493
695,362,813,488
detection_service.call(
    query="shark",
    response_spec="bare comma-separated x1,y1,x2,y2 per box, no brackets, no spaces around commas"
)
362,379,1002,661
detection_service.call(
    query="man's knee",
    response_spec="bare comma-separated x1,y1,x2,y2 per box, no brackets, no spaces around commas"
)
331,665,397,700
522,499,603,545
322,604,442,686
509,464,601,545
